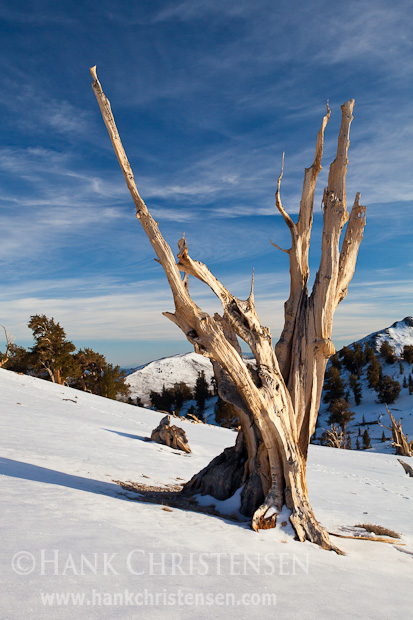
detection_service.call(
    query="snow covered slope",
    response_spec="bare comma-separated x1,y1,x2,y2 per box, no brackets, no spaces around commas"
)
1,368,412,619
359,316,413,356
126,351,214,405
318,317,413,452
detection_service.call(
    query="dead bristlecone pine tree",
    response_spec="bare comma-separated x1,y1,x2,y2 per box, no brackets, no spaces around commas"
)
151,415,191,454
381,406,413,457
91,67,366,553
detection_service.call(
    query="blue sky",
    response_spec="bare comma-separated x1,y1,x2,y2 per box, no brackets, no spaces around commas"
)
0,0,412,366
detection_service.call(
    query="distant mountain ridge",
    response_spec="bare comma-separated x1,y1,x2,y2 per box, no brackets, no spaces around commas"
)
125,351,214,405
125,317,413,411
347,316,413,356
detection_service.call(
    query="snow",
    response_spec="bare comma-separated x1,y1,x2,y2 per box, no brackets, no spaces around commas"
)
360,316,413,357
1,367,412,619
318,331,413,452
125,351,215,405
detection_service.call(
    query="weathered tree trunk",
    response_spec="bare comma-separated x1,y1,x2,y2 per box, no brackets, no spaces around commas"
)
91,68,366,553
398,459,413,477
0,326,14,368
151,415,191,453
381,406,413,456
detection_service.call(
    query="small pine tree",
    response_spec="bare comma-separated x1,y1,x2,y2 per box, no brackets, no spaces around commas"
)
194,371,209,413
330,353,341,370
356,437,360,450
349,373,362,406
186,404,197,418
367,354,382,390
380,340,396,364
378,375,401,404
364,342,376,364
353,342,366,375
340,346,357,374
346,434,352,450
172,382,193,414
323,366,345,408
399,361,404,375
362,428,371,449
150,385,175,413
403,376,408,389
358,426,361,436
328,398,355,434
381,431,386,442
100,364,129,400
409,375,413,395
28,314,76,384
402,345,413,364
362,414,366,425
2,344,31,373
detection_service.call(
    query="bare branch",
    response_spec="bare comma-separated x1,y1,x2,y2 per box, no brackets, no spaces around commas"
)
335,192,366,305
270,240,290,254
90,67,188,306
297,101,331,235
311,100,356,336
383,406,413,456
326,99,354,208
176,236,275,368
275,153,295,232
0,325,15,368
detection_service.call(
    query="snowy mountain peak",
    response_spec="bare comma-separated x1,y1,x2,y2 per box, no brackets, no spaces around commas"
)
360,316,413,356
125,351,214,405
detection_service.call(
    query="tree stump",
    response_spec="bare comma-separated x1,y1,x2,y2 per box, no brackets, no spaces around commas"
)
151,415,191,453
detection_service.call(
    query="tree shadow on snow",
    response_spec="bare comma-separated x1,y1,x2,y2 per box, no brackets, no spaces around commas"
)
0,458,249,527
0,457,135,501
103,429,149,442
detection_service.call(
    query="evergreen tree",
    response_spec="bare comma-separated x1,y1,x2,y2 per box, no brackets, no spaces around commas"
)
150,385,175,413
403,345,413,364
340,346,357,374
353,342,366,376
172,382,192,414
214,397,239,429
362,428,371,449
378,375,401,404
403,376,408,389
399,361,404,375
73,348,107,392
71,348,129,400
330,353,341,370
2,344,31,373
408,374,413,395
328,398,355,434
349,373,362,405
356,437,360,450
210,376,218,396
380,340,396,364
28,315,76,384
381,431,386,442
364,342,376,365
186,404,197,419
367,354,382,390
100,364,129,400
194,371,209,413
358,426,361,436
323,366,345,408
